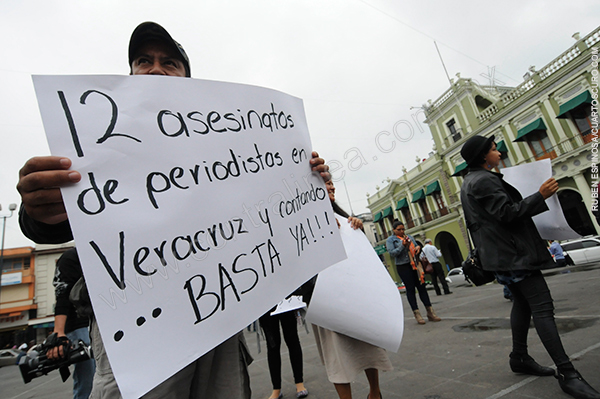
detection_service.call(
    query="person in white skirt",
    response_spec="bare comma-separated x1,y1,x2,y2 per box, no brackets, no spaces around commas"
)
310,180,392,399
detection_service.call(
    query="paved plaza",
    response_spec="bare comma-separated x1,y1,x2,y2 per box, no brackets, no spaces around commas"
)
1,263,599,399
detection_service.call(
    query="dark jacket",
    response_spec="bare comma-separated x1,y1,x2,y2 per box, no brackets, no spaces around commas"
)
19,205,73,244
54,248,89,333
460,167,555,272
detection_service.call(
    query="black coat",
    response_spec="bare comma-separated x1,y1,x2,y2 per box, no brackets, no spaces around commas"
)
460,167,555,272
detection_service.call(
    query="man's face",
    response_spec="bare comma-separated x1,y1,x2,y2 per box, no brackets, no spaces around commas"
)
131,41,187,77
393,225,405,236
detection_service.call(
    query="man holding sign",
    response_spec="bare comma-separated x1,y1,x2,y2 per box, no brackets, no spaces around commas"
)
17,22,332,399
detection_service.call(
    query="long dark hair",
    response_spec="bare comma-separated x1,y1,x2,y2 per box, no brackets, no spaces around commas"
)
331,201,350,218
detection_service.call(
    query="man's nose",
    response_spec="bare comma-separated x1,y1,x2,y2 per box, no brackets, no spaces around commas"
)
148,61,166,75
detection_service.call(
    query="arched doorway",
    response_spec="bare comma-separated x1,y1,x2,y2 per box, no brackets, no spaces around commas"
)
558,189,596,236
435,232,463,271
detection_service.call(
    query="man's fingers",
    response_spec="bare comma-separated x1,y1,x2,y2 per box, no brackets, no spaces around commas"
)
17,156,79,224
19,156,72,178
18,169,81,195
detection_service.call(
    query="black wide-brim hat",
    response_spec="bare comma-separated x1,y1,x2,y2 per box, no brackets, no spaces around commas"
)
128,22,191,77
460,135,495,166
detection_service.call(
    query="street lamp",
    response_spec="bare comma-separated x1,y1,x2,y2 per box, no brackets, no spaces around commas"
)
0,203,18,294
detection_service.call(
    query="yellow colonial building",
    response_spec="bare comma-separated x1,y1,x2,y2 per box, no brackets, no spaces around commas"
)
368,27,599,282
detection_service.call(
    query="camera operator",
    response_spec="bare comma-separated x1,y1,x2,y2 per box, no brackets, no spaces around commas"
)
49,248,95,399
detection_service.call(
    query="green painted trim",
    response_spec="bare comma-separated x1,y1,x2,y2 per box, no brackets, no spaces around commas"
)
411,189,425,203
557,91,592,118
451,162,467,177
496,140,508,153
382,206,393,218
374,244,387,255
373,212,383,222
395,198,408,210
425,181,441,195
515,118,546,141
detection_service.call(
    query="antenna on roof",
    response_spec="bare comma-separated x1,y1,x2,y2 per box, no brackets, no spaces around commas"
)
342,179,355,216
434,41,453,86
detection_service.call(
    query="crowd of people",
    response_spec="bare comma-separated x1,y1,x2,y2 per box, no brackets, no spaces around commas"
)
14,21,599,399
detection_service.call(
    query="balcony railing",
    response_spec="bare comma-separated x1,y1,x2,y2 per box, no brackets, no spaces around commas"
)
519,135,588,164
415,208,452,226
475,26,600,123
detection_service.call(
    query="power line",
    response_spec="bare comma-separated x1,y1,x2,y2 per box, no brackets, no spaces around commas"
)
356,0,520,84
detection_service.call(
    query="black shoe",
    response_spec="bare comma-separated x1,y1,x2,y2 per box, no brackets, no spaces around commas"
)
509,354,555,376
557,370,600,399
445,291,453,295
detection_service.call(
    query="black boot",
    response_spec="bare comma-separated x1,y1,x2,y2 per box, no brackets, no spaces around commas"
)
556,369,600,399
509,353,555,376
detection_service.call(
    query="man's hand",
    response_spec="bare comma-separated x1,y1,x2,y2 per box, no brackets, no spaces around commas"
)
310,151,330,181
17,156,81,224
47,315,69,360
46,335,70,360
539,177,559,200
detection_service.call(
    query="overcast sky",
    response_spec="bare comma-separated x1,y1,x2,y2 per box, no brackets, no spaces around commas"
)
1,0,599,249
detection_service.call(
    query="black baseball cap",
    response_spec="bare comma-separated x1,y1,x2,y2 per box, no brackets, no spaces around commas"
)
128,22,191,77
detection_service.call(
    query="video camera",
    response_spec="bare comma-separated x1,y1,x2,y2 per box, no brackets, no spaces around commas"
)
19,332,93,384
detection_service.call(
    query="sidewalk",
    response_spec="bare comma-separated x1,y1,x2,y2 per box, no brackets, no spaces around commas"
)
246,263,600,399
0,263,597,399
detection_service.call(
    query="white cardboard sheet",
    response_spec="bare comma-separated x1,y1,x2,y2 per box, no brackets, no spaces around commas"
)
32,75,347,399
501,159,579,240
270,295,306,316
306,215,404,353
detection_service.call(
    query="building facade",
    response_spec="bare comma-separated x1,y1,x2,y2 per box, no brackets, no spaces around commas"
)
0,243,74,347
368,27,600,283
0,247,36,348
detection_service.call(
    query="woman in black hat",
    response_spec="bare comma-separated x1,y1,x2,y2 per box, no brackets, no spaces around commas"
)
459,135,599,399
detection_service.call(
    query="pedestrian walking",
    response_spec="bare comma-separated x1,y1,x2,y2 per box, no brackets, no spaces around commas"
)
421,238,452,295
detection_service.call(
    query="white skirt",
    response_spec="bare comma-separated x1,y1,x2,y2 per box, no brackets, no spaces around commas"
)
312,324,393,384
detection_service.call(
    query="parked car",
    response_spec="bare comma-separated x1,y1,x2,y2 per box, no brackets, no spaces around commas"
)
445,267,464,283
561,237,600,265
0,349,20,367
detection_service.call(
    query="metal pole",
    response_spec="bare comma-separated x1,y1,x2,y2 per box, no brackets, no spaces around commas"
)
434,41,452,86
0,205,16,308
0,214,6,307
342,180,354,216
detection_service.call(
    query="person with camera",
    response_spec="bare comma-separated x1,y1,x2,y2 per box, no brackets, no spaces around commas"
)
48,248,95,399
17,21,330,399
459,134,600,399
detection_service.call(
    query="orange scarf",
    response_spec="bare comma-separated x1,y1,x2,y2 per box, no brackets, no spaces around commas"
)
398,234,425,284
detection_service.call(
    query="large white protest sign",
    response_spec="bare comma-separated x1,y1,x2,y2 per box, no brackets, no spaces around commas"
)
33,75,347,398
306,215,404,353
502,159,579,240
